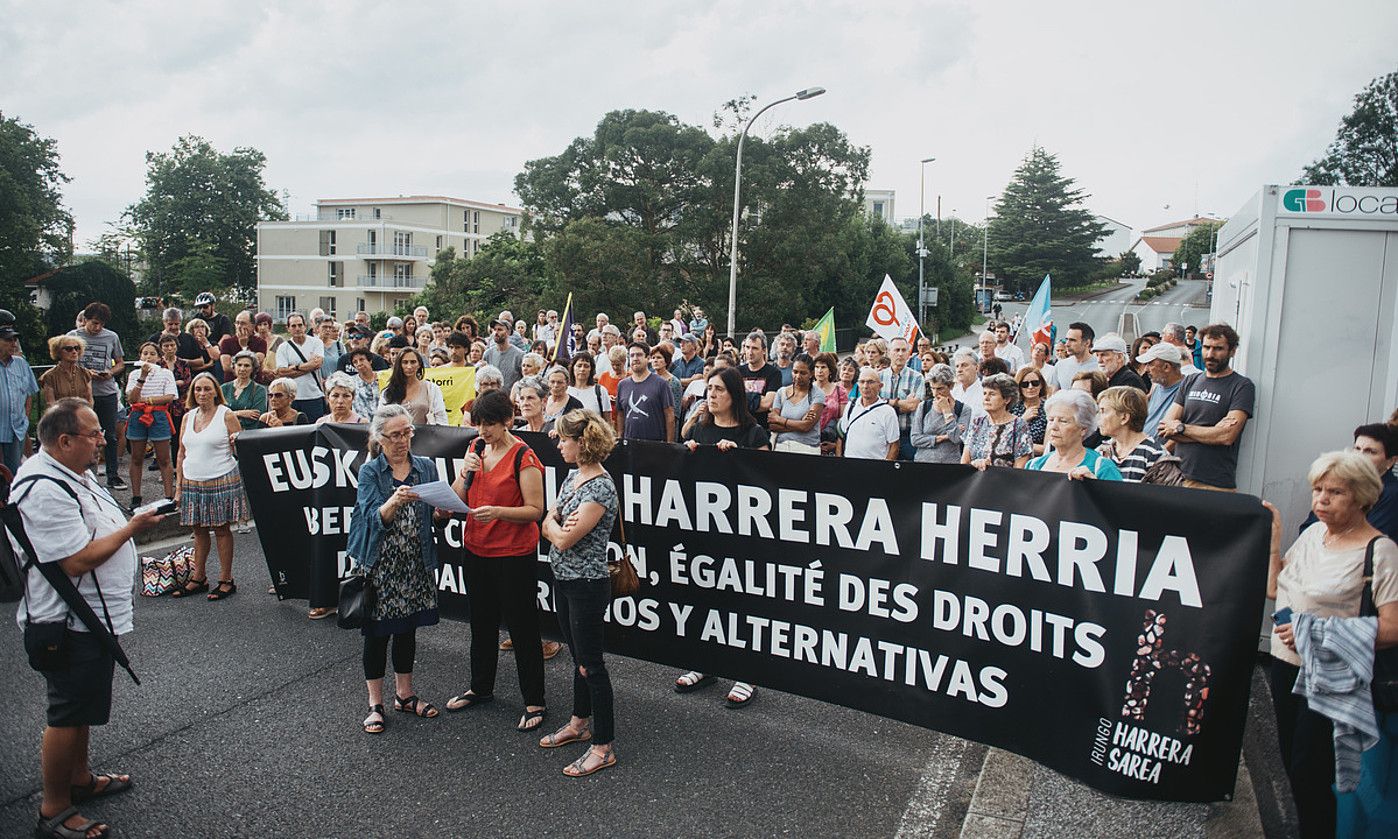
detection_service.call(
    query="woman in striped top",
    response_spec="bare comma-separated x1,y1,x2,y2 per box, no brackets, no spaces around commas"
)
1095,386,1166,483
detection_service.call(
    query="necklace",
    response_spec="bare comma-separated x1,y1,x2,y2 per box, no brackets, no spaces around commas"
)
1322,520,1361,548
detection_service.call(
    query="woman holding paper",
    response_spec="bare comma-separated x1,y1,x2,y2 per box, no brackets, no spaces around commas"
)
346,404,443,734
443,390,549,732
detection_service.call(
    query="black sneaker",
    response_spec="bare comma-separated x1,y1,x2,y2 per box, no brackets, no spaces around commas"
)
147,460,160,472
129,495,143,511
108,476,129,491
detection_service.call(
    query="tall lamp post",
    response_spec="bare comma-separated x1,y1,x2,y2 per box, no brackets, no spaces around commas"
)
727,86,826,337
981,195,994,313
916,156,935,327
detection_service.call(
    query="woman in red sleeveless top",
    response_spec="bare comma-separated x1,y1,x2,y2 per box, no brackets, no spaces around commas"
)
443,390,549,731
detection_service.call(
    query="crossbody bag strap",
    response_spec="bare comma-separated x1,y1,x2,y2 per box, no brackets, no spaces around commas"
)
3,477,139,684
1361,535,1383,617
285,340,323,389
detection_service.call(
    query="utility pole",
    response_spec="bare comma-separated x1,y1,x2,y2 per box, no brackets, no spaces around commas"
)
917,157,934,327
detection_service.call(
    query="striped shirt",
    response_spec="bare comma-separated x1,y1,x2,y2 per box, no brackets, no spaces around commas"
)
1099,436,1167,483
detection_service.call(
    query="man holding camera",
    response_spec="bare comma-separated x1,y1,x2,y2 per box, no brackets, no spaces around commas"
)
12,399,167,839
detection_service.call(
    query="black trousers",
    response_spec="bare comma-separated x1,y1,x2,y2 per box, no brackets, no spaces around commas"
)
556,577,614,744
363,629,417,681
93,392,120,481
1270,658,1336,839
464,550,545,707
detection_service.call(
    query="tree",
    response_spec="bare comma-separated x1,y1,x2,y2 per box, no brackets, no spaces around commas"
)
1301,70,1398,187
125,135,286,301
42,261,138,349
0,112,72,348
1171,222,1223,278
985,147,1108,294
413,232,549,324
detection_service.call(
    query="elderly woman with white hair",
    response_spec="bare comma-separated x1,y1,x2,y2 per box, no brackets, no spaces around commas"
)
1024,389,1123,480
910,363,971,463
1269,449,1398,838
257,377,311,428
319,372,368,425
346,403,444,734
462,364,503,427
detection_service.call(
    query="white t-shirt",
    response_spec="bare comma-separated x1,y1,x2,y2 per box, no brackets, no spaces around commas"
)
952,379,987,420
838,399,900,460
1052,354,1099,392
568,384,612,416
11,451,137,635
275,335,326,401
125,362,178,402
995,343,1025,373
682,378,707,422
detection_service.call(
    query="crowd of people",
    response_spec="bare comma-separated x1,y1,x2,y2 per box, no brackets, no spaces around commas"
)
7,293,1398,838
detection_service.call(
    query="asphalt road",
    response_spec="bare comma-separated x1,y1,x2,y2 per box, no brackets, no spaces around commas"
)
1,531,1296,839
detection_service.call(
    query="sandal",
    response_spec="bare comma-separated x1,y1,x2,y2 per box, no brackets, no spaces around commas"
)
445,690,494,712
393,694,439,718
363,704,385,734
516,707,547,732
207,580,237,601
307,607,336,620
725,682,756,709
499,636,514,651
170,578,208,598
71,771,131,803
563,746,617,777
34,805,109,839
539,722,592,749
674,671,715,693
542,640,562,660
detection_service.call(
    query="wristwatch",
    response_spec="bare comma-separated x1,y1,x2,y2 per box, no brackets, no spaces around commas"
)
1175,420,1185,436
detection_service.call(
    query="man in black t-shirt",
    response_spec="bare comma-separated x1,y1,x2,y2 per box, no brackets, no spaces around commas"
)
147,307,202,361
739,332,782,428
1158,323,1255,490
1092,333,1148,392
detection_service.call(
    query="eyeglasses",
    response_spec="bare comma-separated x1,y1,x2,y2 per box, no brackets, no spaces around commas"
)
1020,380,1043,389
268,392,291,399
70,429,105,441
382,430,414,442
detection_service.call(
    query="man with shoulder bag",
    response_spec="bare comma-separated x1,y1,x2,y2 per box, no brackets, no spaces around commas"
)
9,398,169,839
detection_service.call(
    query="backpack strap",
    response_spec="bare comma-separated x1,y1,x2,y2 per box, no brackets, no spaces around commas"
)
1360,535,1384,617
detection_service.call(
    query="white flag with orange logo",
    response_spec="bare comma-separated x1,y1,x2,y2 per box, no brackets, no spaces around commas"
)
865,275,920,343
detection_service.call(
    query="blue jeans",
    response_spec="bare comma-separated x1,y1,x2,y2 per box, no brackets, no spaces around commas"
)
555,576,614,745
0,439,21,474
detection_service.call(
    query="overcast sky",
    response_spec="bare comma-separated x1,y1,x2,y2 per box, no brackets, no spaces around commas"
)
4,0,1395,247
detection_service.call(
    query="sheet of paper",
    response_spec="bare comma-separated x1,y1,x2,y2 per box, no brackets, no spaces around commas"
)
411,479,472,514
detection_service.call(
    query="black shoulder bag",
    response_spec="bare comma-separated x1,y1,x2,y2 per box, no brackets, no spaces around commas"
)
2,475,140,685
1360,535,1398,711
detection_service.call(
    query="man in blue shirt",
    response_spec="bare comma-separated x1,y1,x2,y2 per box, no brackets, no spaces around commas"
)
1138,342,1186,434
0,310,38,473
672,334,706,388
1300,423,1398,538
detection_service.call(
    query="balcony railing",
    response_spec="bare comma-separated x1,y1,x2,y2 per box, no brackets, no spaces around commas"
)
356,243,428,258
356,275,423,289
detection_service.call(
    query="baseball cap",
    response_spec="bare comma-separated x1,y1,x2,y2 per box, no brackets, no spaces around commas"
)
680,332,698,345
386,316,404,328
0,309,17,340
1135,342,1183,365
347,324,374,339
1092,334,1128,355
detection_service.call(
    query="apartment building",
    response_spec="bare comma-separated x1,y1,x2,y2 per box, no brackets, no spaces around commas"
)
255,196,523,321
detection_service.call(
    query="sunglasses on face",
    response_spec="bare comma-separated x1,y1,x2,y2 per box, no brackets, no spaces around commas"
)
1020,380,1042,389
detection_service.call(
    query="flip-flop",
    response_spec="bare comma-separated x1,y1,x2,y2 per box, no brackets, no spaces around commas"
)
516,708,548,732
445,691,494,712
71,772,131,803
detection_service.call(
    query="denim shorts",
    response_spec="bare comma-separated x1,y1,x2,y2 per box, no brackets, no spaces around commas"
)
126,409,172,441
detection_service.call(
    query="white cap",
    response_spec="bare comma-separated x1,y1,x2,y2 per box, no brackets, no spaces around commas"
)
1092,333,1128,355
1135,342,1183,365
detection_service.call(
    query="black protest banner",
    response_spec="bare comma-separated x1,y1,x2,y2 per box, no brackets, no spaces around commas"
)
235,424,1270,802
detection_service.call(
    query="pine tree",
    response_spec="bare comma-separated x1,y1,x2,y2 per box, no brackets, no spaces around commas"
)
986,147,1107,293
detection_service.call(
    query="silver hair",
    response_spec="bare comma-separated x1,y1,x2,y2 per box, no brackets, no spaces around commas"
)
951,348,978,367
368,403,413,455
925,363,955,387
522,351,546,370
324,371,358,395
1162,322,1186,342
162,307,183,321
475,364,503,386
979,330,998,343
268,376,298,397
514,375,547,400
231,349,259,370
1045,388,1099,436
745,331,768,349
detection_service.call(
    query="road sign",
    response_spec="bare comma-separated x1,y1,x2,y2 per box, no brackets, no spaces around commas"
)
920,287,939,306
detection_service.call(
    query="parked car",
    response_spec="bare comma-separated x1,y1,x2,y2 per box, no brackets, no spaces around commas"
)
994,291,1012,302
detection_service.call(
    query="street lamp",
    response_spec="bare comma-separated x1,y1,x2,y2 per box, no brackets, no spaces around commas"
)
917,156,934,327
981,195,994,313
727,86,826,337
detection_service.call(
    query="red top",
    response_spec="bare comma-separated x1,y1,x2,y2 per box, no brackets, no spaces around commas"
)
463,440,543,557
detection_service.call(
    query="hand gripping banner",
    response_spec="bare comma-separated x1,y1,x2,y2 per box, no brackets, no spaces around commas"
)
236,424,1270,802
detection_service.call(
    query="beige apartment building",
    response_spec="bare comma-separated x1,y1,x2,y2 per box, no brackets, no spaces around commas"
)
255,196,523,321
